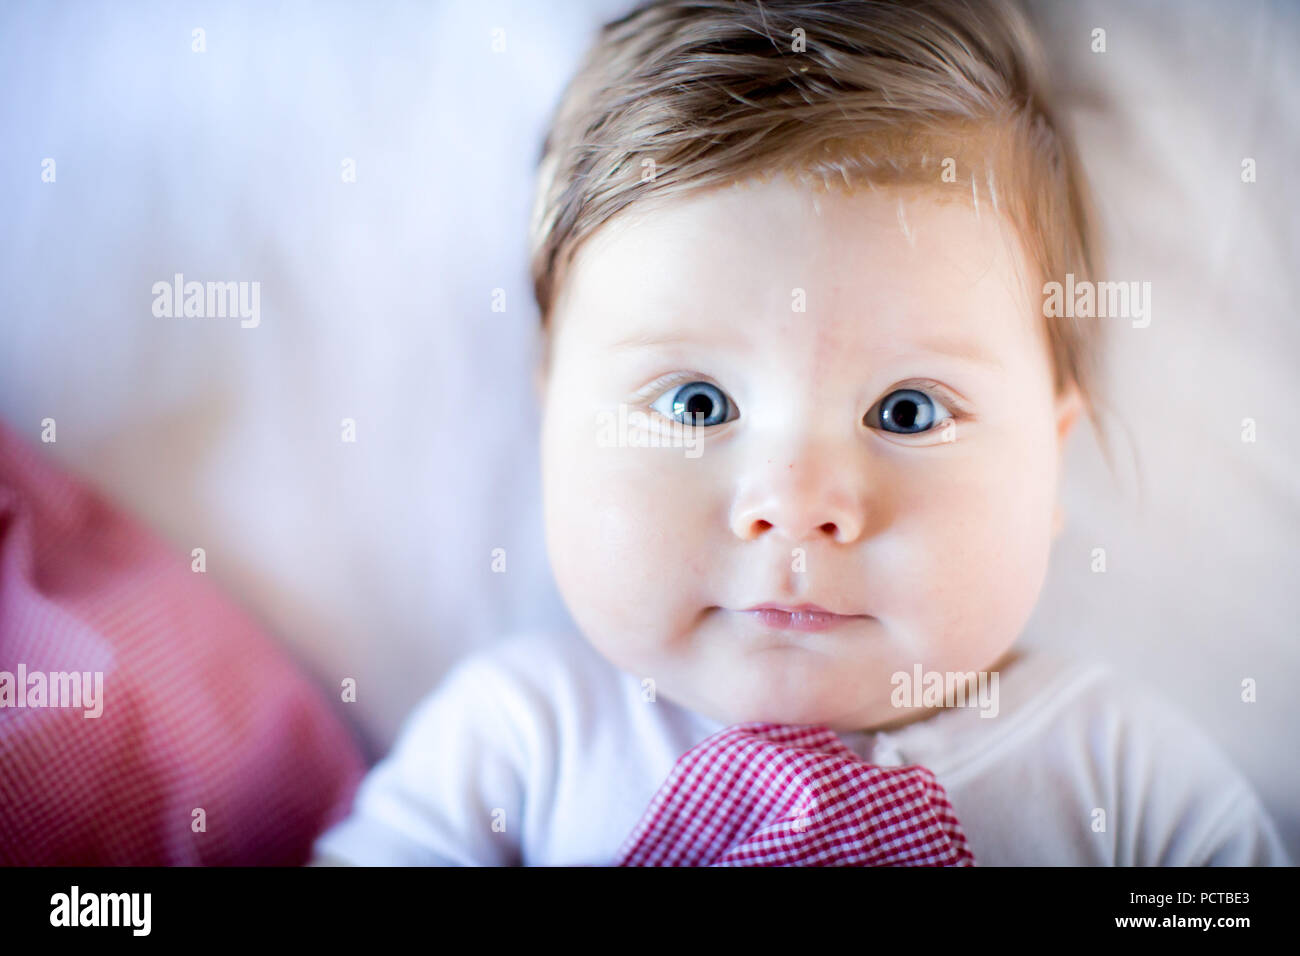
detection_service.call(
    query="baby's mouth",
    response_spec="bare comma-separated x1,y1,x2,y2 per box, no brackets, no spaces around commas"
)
737,603,869,633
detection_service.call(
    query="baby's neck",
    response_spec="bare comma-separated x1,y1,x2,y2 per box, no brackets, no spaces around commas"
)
858,645,1022,734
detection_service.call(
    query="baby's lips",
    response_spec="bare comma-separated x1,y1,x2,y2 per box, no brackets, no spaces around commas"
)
732,602,873,633
738,601,866,617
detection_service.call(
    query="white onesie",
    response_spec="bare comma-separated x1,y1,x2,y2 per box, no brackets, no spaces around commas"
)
313,627,1291,866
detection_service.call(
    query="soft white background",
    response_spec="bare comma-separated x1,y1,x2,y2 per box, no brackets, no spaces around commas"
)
1,1,1295,858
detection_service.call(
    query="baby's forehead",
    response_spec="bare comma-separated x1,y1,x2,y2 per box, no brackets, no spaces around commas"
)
556,178,1039,358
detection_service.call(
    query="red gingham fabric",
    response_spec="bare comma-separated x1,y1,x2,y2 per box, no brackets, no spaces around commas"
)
614,721,975,866
0,418,365,864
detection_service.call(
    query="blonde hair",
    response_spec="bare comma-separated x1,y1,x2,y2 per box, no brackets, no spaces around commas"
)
529,0,1107,438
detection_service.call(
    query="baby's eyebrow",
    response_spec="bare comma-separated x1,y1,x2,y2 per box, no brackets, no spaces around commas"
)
607,327,1004,372
901,336,1006,372
606,329,739,352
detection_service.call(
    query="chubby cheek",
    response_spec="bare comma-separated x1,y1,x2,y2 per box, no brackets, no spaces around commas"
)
542,410,714,668
886,429,1057,672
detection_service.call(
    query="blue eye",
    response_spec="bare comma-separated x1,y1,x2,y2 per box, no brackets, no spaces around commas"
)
870,388,950,434
650,381,736,426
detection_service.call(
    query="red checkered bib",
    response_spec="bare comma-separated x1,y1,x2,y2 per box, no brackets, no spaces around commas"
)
614,721,974,866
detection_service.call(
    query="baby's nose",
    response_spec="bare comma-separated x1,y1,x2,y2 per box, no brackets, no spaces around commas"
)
728,458,866,545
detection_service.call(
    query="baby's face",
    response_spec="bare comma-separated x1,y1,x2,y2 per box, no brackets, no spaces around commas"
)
539,176,1080,731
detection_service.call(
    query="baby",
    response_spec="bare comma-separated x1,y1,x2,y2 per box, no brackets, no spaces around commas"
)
313,0,1290,865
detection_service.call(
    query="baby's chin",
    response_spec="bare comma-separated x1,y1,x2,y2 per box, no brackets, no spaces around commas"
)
669,685,892,732
655,656,900,731
582,614,921,730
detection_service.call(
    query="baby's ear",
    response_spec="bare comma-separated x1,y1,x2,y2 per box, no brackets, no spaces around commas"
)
1054,383,1084,448
1051,386,1083,541
533,332,551,403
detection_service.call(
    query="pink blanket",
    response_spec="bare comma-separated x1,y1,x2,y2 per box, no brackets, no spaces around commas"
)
0,419,364,864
